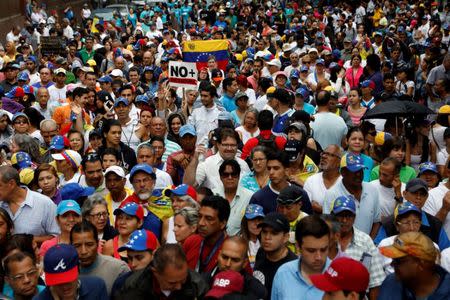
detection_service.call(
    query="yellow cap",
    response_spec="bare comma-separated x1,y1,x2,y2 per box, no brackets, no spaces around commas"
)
379,232,438,262
19,168,34,185
438,105,450,114
87,59,97,67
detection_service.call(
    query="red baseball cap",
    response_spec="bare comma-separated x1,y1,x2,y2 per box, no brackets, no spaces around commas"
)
310,257,369,293
205,270,244,299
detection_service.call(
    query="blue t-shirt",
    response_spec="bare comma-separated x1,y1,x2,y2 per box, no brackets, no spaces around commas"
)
220,94,237,112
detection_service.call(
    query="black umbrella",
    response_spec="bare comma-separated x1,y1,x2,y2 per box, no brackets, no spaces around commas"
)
361,100,435,119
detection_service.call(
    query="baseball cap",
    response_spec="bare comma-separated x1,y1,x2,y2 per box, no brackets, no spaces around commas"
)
360,80,375,89
300,65,309,72
51,150,82,169
105,165,126,178
374,132,392,146
287,122,307,135
60,183,95,201
18,72,29,82
310,257,369,293
114,97,129,107
405,178,428,193
258,212,290,233
98,75,112,83
218,111,234,121
235,92,249,101
267,59,282,69
316,58,325,65
277,185,304,205
54,68,66,75
179,124,196,137
164,184,198,202
340,153,366,172
110,69,124,77
274,71,288,79
11,151,32,169
379,232,438,262
331,195,357,215
114,202,145,220
290,69,300,79
205,270,244,299
130,164,156,181
418,162,438,175
49,135,66,150
44,244,79,286
295,88,309,99
394,201,421,221
284,139,303,162
118,229,158,252
80,66,94,73
244,204,265,219
308,48,318,53
135,94,149,105
12,112,28,123
56,200,81,216
19,168,34,185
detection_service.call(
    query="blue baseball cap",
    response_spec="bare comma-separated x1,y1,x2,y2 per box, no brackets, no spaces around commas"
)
56,200,81,216
114,97,129,107
332,49,341,59
179,124,196,137
130,164,156,181
12,151,32,169
135,94,150,104
113,202,144,220
290,69,300,78
143,66,154,72
340,153,366,172
332,195,356,215
405,178,428,193
418,162,439,175
49,135,65,151
316,58,325,65
245,204,265,219
164,184,198,202
26,56,37,64
18,72,29,82
300,65,309,72
118,229,158,252
394,201,421,220
44,244,79,286
12,112,29,123
98,75,112,83
295,87,309,99
60,183,95,201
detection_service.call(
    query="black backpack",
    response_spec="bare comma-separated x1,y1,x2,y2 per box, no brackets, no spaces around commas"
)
256,133,278,152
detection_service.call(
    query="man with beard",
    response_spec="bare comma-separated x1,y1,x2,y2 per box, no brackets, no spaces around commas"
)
122,164,172,240
183,195,230,275
304,144,342,214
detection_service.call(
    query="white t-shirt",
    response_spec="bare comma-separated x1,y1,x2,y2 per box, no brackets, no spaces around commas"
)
48,85,67,104
369,180,405,218
437,148,448,167
304,173,342,207
423,183,450,236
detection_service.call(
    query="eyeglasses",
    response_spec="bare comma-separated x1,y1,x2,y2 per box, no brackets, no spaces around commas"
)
220,172,239,178
14,120,28,125
252,158,267,163
320,151,341,159
8,269,39,281
90,212,109,219
396,220,421,227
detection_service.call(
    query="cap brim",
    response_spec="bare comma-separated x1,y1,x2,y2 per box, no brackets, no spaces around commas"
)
257,220,286,232
51,153,65,160
49,145,64,151
310,273,341,292
118,244,147,252
406,185,428,193
45,266,78,286
58,208,81,216
245,213,265,219
344,165,366,172
205,288,229,299
333,207,356,215
379,246,408,259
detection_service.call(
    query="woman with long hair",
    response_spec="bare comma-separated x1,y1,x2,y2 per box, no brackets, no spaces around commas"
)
235,108,260,145
346,88,366,126
9,134,42,165
166,113,185,145
0,111,13,147
345,127,374,182
345,54,364,89
34,163,61,204
405,119,436,171
240,204,264,269
67,129,85,155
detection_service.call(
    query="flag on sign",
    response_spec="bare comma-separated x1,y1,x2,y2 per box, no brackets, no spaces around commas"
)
182,40,229,71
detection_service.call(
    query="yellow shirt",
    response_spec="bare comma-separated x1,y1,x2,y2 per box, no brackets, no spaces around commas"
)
287,212,308,255
292,155,319,184
106,187,134,224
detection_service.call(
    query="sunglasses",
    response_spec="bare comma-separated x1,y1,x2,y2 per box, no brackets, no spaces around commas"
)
220,172,239,178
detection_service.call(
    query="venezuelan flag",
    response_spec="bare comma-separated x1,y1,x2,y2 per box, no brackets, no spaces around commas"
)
182,40,229,71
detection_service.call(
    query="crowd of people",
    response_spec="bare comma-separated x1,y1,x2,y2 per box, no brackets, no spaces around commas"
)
0,0,449,299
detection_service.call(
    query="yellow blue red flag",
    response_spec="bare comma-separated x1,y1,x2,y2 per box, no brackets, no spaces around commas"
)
182,40,229,71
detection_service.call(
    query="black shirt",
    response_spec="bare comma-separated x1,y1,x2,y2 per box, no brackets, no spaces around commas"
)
253,248,297,296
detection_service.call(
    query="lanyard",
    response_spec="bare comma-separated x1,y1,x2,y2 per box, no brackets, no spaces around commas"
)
195,232,225,273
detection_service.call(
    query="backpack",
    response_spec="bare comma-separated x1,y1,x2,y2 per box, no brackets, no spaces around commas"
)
256,133,278,152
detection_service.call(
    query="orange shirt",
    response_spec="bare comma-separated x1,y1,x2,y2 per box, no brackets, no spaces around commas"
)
52,104,91,132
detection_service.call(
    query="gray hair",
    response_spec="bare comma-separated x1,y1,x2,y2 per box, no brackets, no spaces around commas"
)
243,107,259,121
137,143,155,155
251,145,268,159
320,214,341,234
40,119,57,131
0,166,20,186
12,134,41,164
82,194,108,219
174,207,199,227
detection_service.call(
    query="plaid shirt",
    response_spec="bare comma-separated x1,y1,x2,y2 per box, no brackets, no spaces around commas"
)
339,227,386,289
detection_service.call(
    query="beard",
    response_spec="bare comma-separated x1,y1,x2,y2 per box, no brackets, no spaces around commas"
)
138,192,151,200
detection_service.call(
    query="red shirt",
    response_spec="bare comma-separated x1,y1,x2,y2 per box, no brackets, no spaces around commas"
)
241,130,287,160
183,234,225,274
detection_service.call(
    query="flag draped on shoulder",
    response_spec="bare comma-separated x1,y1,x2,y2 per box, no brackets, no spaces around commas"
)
182,39,229,71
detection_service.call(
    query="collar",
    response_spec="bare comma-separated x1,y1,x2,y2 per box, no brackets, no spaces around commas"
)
297,257,331,284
